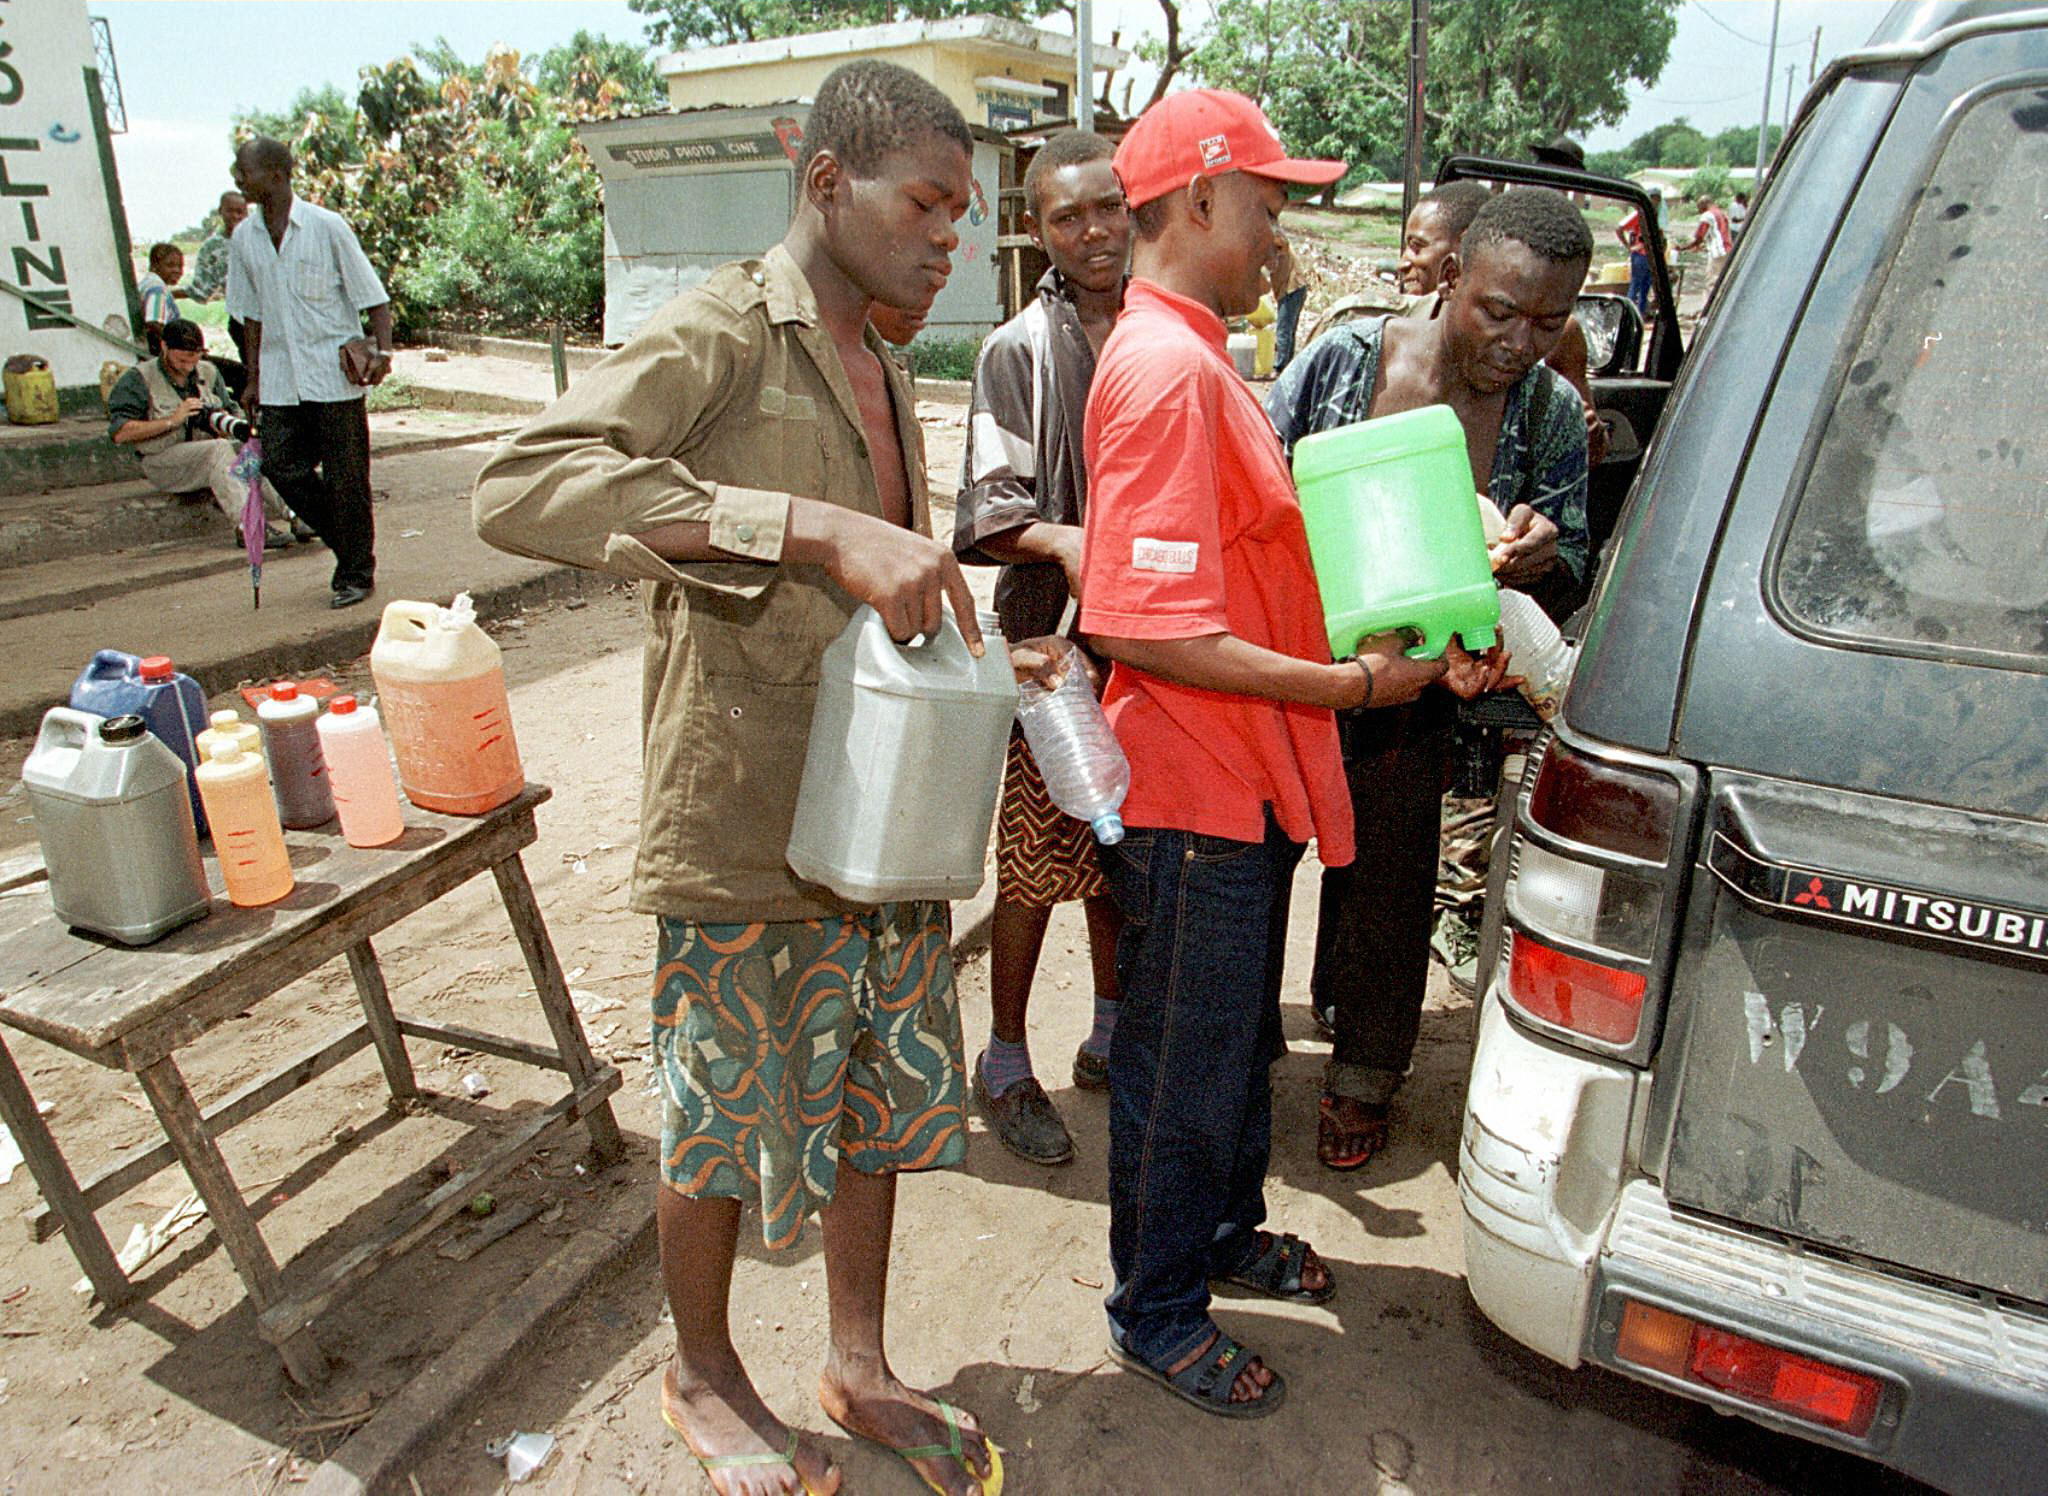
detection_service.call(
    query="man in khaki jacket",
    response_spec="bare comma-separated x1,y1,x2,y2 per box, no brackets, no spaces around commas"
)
475,62,1000,1496
107,318,296,543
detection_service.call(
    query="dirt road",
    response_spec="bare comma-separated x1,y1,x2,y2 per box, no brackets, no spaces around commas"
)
0,408,1924,1494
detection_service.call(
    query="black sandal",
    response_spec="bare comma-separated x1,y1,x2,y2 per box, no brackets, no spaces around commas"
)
1212,1229,1336,1305
1110,1329,1287,1420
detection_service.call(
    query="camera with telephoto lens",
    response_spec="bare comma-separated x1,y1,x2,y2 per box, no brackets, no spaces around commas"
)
186,407,253,444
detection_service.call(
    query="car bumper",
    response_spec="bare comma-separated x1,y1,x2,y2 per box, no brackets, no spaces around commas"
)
1459,994,2048,1491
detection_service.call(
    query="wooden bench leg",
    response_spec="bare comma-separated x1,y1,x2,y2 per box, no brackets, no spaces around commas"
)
345,938,418,1104
0,1033,131,1305
490,853,626,1164
136,1055,329,1386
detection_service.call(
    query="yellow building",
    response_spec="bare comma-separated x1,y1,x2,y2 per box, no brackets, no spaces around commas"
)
659,14,1125,133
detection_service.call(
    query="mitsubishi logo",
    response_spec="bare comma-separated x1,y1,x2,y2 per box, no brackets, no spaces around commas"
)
1792,876,1832,910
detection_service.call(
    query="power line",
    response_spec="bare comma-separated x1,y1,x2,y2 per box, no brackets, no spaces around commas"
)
1690,2,1771,46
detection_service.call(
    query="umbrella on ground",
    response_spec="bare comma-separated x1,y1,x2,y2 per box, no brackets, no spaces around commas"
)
230,437,265,609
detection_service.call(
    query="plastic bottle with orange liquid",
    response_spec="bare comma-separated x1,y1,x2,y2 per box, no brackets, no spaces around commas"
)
195,738,294,906
196,708,264,767
316,694,405,847
370,593,524,816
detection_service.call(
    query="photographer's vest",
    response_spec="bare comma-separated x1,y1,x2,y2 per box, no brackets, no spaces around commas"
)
132,357,224,457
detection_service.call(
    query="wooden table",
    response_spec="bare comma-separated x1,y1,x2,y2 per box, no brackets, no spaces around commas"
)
0,783,622,1385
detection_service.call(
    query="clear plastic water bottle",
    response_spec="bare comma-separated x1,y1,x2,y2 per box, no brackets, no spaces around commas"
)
1015,658,1130,845
1495,587,1574,721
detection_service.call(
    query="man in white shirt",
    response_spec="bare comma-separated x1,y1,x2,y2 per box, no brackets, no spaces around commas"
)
1684,194,1734,303
227,136,395,610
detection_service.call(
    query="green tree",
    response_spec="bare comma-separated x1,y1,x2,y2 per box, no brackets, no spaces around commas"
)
1189,0,1679,183
232,36,649,337
628,0,1059,50
1656,123,1707,166
536,30,665,114
1707,122,1781,165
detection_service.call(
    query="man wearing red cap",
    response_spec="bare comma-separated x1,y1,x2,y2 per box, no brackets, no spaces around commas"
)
1078,90,1501,1417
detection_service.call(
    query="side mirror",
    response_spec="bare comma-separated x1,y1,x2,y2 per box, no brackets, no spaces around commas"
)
1575,293,1644,379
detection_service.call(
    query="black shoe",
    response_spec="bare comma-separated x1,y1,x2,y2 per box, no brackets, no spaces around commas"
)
1072,1046,1110,1092
973,1062,1074,1166
289,518,318,544
263,525,294,549
330,583,373,609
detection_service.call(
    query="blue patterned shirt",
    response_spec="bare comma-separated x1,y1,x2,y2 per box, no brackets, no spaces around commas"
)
1265,316,1590,582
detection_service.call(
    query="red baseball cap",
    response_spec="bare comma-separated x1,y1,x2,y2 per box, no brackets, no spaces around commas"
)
1114,89,1345,211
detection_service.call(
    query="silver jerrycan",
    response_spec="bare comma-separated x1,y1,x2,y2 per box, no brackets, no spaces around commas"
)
21,708,212,945
787,607,1016,904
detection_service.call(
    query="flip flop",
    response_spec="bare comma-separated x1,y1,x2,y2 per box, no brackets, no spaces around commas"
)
661,1393,830,1496
1317,1093,1390,1172
827,1397,1004,1496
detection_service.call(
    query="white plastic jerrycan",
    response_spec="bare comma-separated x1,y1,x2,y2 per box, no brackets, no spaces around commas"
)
787,607,1016,904
370,593,525,816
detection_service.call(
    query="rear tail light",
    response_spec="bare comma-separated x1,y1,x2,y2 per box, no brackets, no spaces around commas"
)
1615,1300,1884,1438
1496,737,1687,1053
1505,931,1646,1044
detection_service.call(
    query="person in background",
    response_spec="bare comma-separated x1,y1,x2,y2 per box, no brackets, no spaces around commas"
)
1080,88,1501,1418
182,191,252,400
1616,185,1662,318
1269,231,1315,373
135,242,184,355
1397,181,1493,306
1267,188,1591,1173
474,60,1002,1496
1729,189,1750,235
228,136,395,611
1685,193,1734,301
1400,180,1606,465
106,318,296,544
953,128,1128,1167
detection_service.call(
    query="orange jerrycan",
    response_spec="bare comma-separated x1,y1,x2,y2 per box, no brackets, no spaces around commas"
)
369,593,524,816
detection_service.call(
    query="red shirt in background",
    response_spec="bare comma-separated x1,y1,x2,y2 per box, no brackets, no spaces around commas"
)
1078,277,1355,867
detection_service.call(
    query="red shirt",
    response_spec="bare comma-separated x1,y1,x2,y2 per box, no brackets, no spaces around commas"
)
1078,278,1355,866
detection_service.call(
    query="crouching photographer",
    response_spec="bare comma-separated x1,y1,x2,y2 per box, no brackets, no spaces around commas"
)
108,319,305,546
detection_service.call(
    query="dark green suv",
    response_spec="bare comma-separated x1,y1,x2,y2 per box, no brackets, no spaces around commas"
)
1457,5,2048,1489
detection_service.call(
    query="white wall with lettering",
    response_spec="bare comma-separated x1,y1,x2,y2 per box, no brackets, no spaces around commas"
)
0,0,133,389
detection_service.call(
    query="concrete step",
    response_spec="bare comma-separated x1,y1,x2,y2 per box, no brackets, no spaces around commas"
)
0,412,524,568
0,436,601,739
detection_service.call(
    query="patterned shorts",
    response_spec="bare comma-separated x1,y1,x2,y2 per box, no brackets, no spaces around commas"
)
996,729,1112,908
652,902,967,1249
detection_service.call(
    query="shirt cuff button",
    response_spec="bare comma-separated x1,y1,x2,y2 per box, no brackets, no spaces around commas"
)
736,523,756,544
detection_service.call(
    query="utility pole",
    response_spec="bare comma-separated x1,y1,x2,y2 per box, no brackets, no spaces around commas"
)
1754,0,1781,187
1403,0,1429,227
1810,26,1821,83
1077,0,1093,130
1782,62,1796,144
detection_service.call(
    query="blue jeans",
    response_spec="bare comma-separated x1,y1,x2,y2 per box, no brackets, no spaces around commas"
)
1099,814,1305,1367
1274,285,1310,373
1627,251,1652,317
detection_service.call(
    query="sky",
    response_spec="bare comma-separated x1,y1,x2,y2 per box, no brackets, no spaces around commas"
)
100,0,1899,240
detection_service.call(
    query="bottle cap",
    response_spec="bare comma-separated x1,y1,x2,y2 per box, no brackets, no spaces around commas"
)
139,655,173,683
210,709,241,728
100,714,147,744
1092,812,1126,846
268,681,298,700
329,695,357,715
207,738,244,763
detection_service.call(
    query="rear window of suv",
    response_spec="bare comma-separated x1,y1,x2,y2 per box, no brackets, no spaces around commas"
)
1775,85,2048,664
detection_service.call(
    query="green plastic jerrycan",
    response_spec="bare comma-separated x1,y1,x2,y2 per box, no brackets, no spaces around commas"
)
1292,403,1500,660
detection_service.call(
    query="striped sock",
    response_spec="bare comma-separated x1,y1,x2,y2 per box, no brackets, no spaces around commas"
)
979,1035,1035,1098
1081,994,1119,1059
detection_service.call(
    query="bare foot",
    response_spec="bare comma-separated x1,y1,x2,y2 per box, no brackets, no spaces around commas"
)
664,1354,840,1496
1168,1329,1278,1405
818,1366,996,1496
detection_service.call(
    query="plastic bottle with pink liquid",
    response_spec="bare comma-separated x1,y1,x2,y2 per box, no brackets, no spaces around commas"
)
195,737,294,907
369,593,524,816
316,694,405,847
